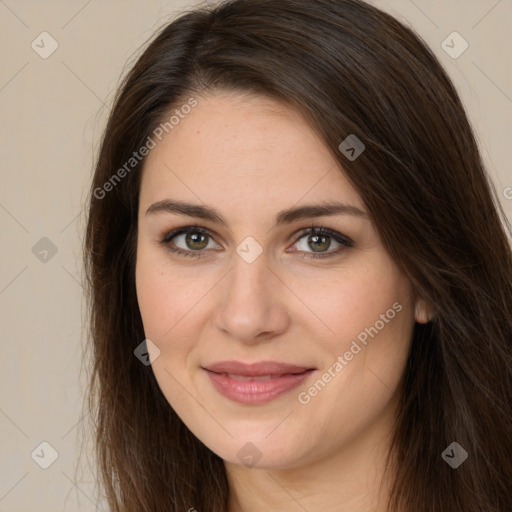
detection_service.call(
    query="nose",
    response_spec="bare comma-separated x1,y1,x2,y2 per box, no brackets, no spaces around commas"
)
212,249,290,344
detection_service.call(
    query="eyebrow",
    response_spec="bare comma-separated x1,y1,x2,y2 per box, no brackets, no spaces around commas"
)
145,199,369,227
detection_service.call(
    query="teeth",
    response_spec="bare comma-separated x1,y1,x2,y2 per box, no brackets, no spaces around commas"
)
224,373,279,381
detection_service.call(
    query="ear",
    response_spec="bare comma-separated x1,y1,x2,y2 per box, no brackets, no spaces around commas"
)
414,297,432,324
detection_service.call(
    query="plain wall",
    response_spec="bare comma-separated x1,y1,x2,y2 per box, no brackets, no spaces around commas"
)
0,1,510,510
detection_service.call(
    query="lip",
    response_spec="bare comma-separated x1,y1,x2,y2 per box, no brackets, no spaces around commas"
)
202,360,316,404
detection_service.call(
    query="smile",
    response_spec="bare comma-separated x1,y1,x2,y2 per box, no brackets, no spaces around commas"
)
202,361,316,404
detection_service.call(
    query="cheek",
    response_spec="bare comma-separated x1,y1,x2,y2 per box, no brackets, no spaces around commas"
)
136,248,185,340
135,246,219,355
291,256,413,351
293,260,414,439
135,249,208,425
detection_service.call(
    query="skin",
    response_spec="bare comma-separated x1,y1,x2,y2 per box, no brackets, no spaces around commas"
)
135,91,430,512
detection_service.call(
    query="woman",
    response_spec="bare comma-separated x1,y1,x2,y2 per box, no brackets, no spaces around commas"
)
83,0,512,510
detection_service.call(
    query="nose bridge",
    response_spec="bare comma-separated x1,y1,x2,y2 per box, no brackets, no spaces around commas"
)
225,246,270,307
213,245,288,342
224,231,269,295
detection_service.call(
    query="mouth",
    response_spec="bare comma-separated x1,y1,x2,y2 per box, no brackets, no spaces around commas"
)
201,360,316,404
214,373,301,381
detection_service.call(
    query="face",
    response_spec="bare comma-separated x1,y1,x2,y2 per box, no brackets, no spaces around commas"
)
135,91,428,470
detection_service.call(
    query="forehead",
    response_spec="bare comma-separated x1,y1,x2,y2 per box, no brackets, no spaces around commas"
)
139,92,365,217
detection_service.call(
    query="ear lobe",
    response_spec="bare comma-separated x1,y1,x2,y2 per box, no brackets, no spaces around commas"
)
414,298,432,324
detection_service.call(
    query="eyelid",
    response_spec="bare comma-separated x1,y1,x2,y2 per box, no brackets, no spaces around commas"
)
291,225,353,248
161,225,214,243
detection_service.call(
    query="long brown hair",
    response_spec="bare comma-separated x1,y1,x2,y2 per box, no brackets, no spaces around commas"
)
83,1,512,510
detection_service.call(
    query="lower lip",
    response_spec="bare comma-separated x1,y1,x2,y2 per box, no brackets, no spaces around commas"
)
204,369,315,404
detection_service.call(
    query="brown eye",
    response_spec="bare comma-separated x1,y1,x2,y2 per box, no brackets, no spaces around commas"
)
183,231,209,250
306,234,331,252
291,227,353,259
161,227,220,258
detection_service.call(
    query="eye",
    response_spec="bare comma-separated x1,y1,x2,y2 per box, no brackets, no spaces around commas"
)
160,226,221,258
289,226,353,259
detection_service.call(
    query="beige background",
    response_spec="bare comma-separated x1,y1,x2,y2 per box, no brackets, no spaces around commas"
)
0,0,511,510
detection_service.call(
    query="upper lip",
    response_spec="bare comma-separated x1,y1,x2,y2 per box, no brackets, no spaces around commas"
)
203,360,315,376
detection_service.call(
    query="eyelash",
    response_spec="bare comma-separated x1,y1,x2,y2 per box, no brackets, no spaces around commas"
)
159,225,353,260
